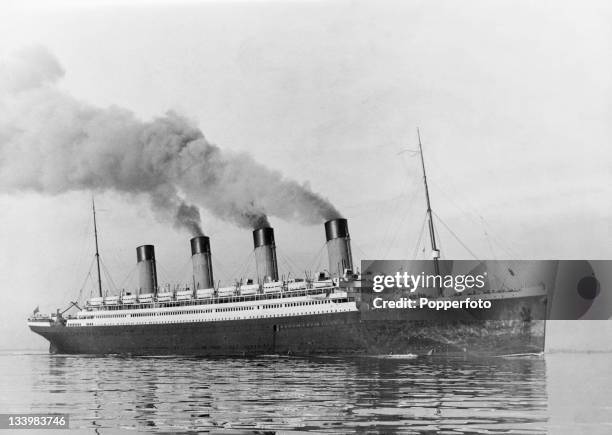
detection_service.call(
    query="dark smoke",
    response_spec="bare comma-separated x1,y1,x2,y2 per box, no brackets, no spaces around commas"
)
0,46,342,233
239,208,271,230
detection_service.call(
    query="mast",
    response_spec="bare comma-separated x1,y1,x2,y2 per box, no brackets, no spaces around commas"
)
92,197,103,298
417,129,441,288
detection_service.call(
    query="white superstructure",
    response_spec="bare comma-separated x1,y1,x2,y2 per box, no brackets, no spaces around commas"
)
61,285,356,328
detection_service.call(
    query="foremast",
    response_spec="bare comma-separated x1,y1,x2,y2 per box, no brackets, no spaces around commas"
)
92,197,103,298
417,129,441,293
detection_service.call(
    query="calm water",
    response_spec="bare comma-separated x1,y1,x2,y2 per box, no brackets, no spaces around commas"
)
0,351,611,434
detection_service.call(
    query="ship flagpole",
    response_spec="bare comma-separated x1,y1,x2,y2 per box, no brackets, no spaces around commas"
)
92,196,103,298
416,129,442,292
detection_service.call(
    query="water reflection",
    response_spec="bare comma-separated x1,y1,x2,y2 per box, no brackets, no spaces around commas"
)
1,351,610,433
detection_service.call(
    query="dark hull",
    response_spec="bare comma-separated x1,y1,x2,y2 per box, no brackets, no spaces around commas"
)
30,311,545,357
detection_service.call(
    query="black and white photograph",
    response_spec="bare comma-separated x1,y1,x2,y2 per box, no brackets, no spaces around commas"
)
0,0,611,433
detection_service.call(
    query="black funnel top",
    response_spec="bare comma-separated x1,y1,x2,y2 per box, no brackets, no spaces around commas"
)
253,227,275,248
136,245,155,262
190,236,211,255
325,218,349,241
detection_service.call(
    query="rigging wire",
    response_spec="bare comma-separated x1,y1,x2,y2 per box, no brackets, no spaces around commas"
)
66,216,94,300
85,273,94,300
482,220,498,260
433,217,443,260
313,253,324,278
392,142,446,261
275,246,301,278
210,254,234,285
173,256,194,287
479,216,520,258
428,178,519,258
282,248,303,274
276,249,299,279
411,211,428,260
378,152,423,258
383,209,413,260
274,243,299,271
304,242,327,276
57,207,95,303
233,251,256,283
99,258,118,294
76,255,97,303
432,211,480,260
156,259,190,290
155,261,173,288
350,240,369,266
117,264,137,291
376,194,407,258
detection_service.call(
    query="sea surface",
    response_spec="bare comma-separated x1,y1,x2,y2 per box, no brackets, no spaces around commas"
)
0,351,611,434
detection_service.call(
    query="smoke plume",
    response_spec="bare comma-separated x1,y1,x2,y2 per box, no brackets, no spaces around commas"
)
0,46,342,234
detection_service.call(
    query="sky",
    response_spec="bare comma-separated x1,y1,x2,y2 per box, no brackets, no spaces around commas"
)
0,0,610,350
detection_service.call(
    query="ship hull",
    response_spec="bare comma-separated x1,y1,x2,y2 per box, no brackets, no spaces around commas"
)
30,312,545,357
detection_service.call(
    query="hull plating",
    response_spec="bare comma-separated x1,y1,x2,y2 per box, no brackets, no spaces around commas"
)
31,311,545,357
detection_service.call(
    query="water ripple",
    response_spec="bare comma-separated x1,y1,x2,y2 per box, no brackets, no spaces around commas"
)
1,352,612,433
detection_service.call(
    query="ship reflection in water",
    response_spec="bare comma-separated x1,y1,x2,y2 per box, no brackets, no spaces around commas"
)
1,351,611,433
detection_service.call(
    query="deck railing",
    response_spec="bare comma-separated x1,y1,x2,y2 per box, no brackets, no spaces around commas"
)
84,285,342,313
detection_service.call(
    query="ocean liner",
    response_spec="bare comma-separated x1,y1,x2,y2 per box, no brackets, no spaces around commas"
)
28,135,548,356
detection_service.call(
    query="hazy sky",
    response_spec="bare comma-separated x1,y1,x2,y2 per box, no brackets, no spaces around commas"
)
0,0,610,349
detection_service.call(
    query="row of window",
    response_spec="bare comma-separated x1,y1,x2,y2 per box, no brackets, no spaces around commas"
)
69,305,355,327
217,306,254,313
74,299,352,324
89,287,335,312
